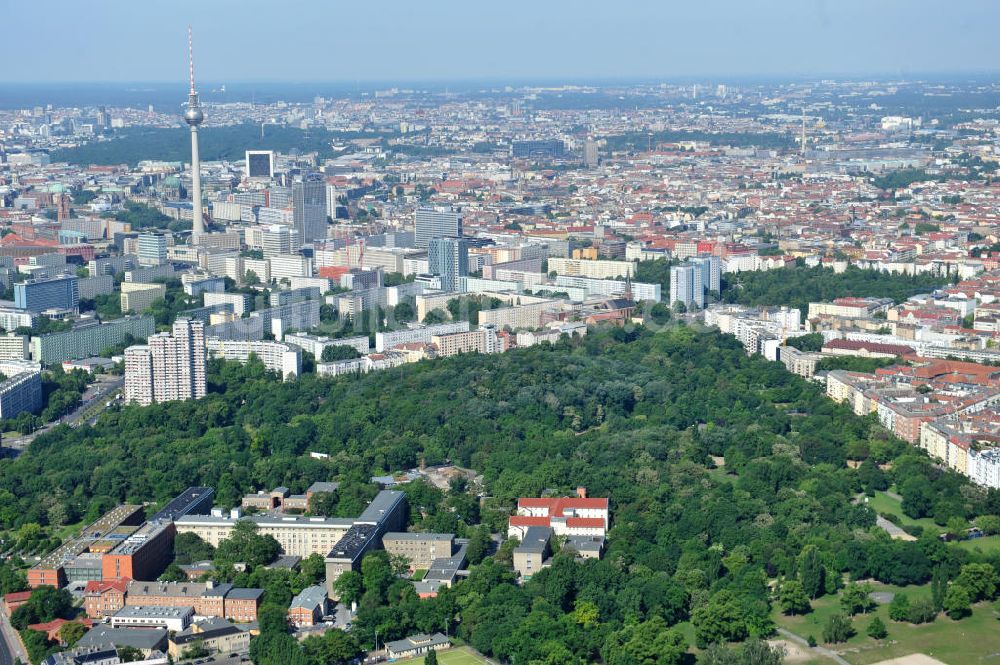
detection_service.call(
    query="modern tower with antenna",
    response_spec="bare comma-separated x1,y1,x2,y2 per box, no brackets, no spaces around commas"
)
184,26,206,237
800,107,807,157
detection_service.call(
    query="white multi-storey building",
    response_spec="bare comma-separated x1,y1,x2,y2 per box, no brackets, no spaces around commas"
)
669,264,703,310
124,318,206,406
374,322,470,352
270,254,314,281
284,333,370,357
554,275,661,302
203,292,253,317
547,257,634,279
205,338,301,379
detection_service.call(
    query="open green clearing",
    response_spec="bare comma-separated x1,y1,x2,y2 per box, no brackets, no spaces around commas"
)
774,581,1000,665
868,490,1000,554
394,646,493,665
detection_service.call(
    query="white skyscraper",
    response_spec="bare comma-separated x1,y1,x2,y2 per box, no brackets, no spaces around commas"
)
124,318,206,406
184,27,206,237
690,255,721,293
414,207,462,248
669,264,704,310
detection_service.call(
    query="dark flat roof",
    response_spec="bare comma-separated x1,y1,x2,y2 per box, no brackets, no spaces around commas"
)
149,487,215,522
326,524,378,562
356,490,405,525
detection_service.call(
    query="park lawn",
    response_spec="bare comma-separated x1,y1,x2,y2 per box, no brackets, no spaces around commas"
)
869,491,1000,554
773,581,1000,665
393,646,492,664
867,492,939,532
955,537,1000,556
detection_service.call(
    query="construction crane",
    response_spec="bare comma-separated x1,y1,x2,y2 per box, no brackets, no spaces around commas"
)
357,237,366,270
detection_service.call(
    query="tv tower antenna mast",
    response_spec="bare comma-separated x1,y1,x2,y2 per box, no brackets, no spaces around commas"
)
800,107,807,157
184,26,206,238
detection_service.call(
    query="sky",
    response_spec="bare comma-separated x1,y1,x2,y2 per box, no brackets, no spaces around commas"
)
2,0,998,84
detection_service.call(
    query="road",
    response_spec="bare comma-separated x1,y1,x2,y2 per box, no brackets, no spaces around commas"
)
1,375,123,456
777,627,851,665
876,515,917,541
0,611,27,665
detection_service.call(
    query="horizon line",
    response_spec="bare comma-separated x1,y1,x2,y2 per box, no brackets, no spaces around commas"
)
4,71,1000,87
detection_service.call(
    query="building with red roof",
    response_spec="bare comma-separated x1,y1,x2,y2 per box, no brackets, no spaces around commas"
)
83,578,130,619
3,590,33,616
28,618,93,642
507,488,609,539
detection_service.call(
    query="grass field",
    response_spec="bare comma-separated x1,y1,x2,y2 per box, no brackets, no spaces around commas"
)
393,646,493,665
867,491,1000,554
866,492,938,532
773,580,1000,665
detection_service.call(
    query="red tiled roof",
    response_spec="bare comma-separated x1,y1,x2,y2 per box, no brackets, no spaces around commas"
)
565,517,606,528
518,497,609,511
84,578,129,594
4,591,32,604
508,516,553,528
28,618,92,633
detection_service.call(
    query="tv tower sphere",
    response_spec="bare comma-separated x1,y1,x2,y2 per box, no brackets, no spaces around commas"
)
184,103,204,126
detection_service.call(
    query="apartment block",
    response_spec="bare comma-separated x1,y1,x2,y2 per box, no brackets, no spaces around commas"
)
120,282,166,314
547,257,634,279
375,321,470,352
0,360,42,419
32,316,156,364
124,318,206,406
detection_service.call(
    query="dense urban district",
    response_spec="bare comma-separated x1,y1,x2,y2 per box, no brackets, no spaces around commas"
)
0,75,1000,665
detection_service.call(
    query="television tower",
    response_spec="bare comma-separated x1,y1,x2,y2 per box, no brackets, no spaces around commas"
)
184,26,206,237
800,108,807,157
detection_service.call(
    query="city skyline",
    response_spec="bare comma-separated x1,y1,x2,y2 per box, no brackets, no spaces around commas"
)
3,0,999,84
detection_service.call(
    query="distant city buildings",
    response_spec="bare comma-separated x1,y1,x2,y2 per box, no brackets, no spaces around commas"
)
512,139,565,159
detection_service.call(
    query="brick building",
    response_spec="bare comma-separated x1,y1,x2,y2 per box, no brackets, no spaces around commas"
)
83,578,130,619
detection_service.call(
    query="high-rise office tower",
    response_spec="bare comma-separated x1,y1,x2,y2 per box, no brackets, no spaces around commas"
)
261,225,300,258
669,265,704,311
415,207,462,248
428,237,470,292
14,275,79,313
245,150,274,179
124,317,206,406
292,177,328,243
325,183,340,219
183,27,206,238
583,140,599,167
137,233,168,266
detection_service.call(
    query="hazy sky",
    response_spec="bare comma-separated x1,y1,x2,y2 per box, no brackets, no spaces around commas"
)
3,0,997,83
